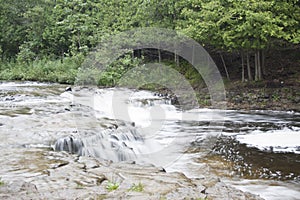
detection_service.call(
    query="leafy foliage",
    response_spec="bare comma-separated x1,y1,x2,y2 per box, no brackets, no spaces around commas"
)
75,54,143,86
0,0,299,83
0,57,81,83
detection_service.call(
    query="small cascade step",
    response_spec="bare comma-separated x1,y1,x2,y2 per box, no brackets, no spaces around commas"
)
54,122,145,162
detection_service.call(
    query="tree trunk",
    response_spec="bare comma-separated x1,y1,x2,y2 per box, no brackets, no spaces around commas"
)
246,51,253,81
254,50,263,81
140,49,143,58
192,45,195,66
258,50,262,80
261,50,266,76
158,49,161,63
241,51,245,82
220,53,230,80
255,51,258,81
60,50,64,63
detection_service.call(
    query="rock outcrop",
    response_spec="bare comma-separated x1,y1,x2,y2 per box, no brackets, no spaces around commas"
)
0,150,263,200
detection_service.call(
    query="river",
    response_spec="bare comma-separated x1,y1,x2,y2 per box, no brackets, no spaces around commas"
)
0,81,299,199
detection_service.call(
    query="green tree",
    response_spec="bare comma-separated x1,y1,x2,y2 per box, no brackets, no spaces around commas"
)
16,0,54,63
43,0,99,59
0,0,36,60
177,0,300,81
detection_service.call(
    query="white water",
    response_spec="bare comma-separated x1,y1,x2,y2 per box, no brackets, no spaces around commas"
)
224,179,300,200
0,81,50,88
1,82,300,200
67,87,300,200
69,88,221,166
70,88,300,157
94,88,300,200
236,128,300,154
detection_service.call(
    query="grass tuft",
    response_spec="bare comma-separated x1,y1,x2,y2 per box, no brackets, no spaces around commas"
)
106,181,119,192
128,182,144,192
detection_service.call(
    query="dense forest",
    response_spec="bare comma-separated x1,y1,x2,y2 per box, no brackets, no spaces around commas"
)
0,0,299,85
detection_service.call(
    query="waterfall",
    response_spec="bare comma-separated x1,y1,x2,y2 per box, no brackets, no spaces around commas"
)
54,123,145,162
54,87,180,163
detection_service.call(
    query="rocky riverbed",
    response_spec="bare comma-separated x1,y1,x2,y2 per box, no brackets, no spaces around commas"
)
0,149,263,200
1,82,299,200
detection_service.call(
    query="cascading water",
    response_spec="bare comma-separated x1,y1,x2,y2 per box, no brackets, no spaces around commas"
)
1,82,300,199
54,87,176,163
54,123,145,161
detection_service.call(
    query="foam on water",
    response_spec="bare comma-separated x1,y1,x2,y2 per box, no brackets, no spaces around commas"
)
236,128,300,154
224,179,300,200
0,81,50,88
79,88,181,126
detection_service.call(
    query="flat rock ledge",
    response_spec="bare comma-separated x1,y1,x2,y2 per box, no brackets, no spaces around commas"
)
0,151,263,200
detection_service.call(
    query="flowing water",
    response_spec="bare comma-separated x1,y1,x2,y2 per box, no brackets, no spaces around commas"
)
0,81,299,199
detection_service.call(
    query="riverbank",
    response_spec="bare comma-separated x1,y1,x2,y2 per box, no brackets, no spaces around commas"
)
155,80,300,112
1,53,299,113
136,82,300,112
225,82,300,112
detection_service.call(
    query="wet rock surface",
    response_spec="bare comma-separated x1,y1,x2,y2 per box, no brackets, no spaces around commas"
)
1,82,299,199
0,150,263,200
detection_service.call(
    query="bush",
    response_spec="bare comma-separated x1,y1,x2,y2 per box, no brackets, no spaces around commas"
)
0,55,82,84
76,54,143,86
